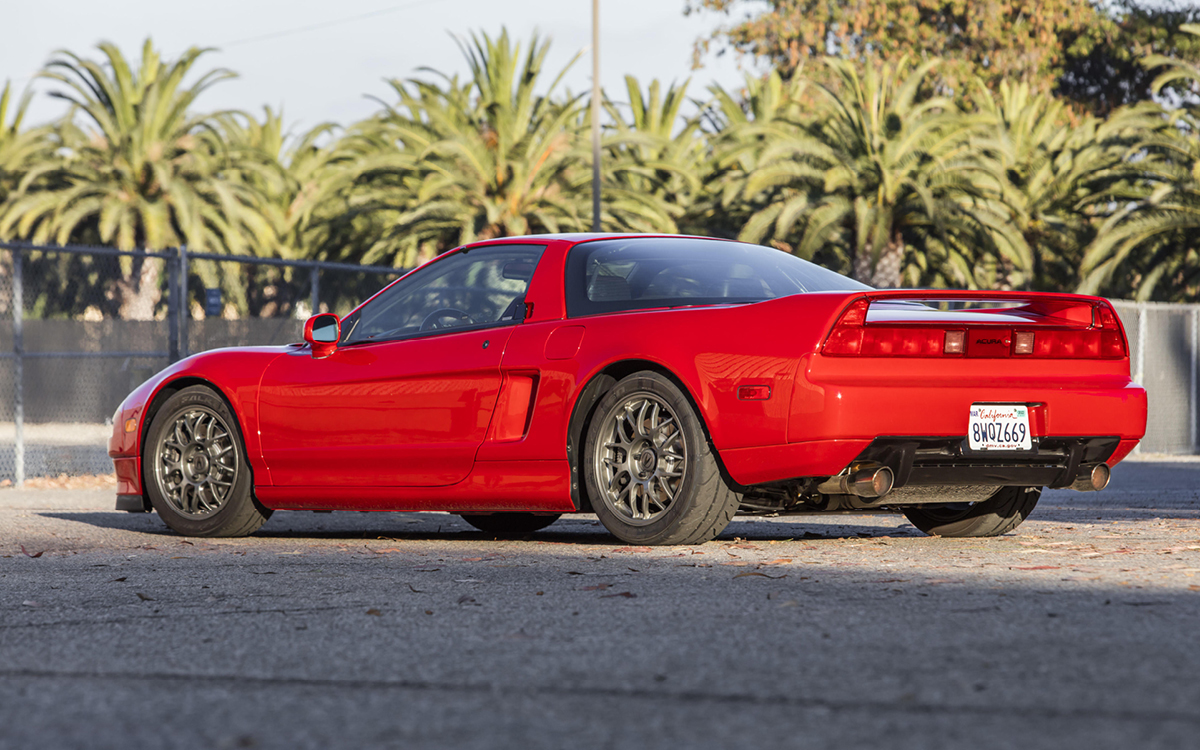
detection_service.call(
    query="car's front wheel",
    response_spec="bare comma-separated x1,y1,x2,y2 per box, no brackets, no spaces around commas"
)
901,486,1042,537
143,385,271,537
583,371,739,545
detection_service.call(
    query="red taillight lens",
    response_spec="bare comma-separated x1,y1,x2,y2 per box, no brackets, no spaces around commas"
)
824,326,948,356
821,299,1127,358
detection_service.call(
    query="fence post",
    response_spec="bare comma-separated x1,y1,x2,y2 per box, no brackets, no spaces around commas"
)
309,266,320,317
12,247,23,488
1192,306,1198,453
167,249,179,363
179,245,189,359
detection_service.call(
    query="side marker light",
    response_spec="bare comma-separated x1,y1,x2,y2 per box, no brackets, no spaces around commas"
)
124,418,137,433
737,385,771,401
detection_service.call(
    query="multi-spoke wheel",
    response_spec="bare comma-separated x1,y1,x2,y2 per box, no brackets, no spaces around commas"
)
583,371,740,545
901,486,1042,537
593,392,686,525
143,385,270,537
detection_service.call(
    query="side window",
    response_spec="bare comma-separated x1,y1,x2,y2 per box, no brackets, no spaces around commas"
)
342,245,545,344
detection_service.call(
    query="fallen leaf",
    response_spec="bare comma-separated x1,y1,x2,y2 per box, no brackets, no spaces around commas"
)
581,583,613,591
110,577,127,583
761,558,793,566
19,545,44,559
365,608,382,616
600,591,637,598
734,571,786,580
406,584,425,594
22,600,39,607
1011,566,1061,571
425,610,434,615
136,593,154,601
457,595,477,605
413,568,440,573
611,546,652,554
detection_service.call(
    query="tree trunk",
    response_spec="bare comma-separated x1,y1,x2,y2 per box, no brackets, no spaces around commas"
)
115,256,162,321
871,237,904,289
853,236,905,289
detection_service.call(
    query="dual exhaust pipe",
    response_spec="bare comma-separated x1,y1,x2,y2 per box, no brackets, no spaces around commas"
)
815,462,1110,498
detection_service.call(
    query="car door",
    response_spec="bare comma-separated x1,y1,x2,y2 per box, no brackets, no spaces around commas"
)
257,243,546,488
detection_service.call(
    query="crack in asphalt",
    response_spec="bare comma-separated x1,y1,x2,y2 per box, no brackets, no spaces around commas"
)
1,667,1198,726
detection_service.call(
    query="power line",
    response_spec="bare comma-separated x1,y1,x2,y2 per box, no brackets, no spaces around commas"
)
222,0,446,48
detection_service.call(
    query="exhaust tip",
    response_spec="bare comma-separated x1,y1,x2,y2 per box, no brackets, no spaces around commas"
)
1070,463,1111,492
851,466,894,498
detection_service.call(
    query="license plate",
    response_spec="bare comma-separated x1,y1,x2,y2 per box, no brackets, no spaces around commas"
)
968,404,1031,451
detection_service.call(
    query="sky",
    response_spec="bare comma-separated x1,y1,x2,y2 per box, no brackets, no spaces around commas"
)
1,0,759,135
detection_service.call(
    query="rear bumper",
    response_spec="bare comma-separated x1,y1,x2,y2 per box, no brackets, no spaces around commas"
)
719,356,1146,487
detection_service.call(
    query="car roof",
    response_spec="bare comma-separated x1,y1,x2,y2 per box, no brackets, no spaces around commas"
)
461,233,752,248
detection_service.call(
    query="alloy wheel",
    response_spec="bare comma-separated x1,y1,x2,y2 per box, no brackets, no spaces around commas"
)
153,406,240,518
592,392,687,526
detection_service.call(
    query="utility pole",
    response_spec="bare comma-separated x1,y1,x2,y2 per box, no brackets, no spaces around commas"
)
591,0,601,232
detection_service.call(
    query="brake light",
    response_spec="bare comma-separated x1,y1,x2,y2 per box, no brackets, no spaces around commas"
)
822,299,1128,358
824,300,954,356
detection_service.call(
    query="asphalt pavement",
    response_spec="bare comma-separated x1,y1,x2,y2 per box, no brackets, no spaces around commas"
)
1,461,1198,749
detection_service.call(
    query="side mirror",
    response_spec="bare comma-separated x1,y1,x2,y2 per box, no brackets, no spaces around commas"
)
303,314,340,358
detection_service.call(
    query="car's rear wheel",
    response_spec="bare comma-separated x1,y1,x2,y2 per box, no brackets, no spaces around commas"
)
459,513,561,535
144,385,271,537
901,486,1042,537
583,371,739,546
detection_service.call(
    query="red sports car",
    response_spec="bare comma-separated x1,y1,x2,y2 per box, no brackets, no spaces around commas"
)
108,234,1147,544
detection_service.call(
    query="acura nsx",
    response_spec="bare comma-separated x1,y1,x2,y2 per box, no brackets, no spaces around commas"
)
108,235,1147,544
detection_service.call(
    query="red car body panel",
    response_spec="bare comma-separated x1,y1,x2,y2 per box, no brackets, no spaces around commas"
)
109,234,1148,512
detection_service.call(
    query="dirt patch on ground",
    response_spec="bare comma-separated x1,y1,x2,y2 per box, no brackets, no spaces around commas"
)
0,473,116,490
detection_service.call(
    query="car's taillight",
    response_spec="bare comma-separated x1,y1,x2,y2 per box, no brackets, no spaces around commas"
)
1013,305,1127,359
824,299,958,357
822,298,1128,359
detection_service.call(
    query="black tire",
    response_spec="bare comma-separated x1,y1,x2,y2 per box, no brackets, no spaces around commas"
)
143,385,271,537
582,371,739,546
459,513,561,535
901,486,1042,537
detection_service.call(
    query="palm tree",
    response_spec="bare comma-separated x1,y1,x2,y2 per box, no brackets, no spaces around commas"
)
336,30,589,265
0,82,54,206
734,58,1027,288
0,39,273,318
1077,25,1200,301
599,75,704,234
970,81,1155,291
694,71,815,242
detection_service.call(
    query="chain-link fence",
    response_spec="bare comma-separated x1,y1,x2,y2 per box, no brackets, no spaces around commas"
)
0,242,402,484
0,242,1194,485
1112,301,1200,455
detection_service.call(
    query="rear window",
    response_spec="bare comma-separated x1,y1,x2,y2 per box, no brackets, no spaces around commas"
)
564,237,868,317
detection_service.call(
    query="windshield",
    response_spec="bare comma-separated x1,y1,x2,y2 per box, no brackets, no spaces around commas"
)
564,236,869,317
